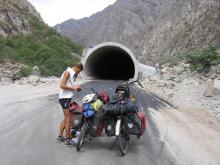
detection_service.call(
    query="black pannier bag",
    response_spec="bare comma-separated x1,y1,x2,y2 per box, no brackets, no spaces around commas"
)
105,117,116,137
125,113,142,135
72,113,83,130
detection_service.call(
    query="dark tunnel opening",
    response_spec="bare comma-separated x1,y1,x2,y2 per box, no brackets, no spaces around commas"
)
85,46,135,80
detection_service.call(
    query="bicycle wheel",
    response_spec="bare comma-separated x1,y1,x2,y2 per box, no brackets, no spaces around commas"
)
76,120,89,151
118,125,129,156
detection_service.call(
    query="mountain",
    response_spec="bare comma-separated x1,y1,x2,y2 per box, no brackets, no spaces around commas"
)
55,0,220,65
54,0,169,54
139,0,220,64
0,0,42,37
0,0,82,76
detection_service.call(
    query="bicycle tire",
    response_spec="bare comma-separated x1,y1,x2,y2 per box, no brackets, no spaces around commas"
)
118,125,129,156
76,120,89,151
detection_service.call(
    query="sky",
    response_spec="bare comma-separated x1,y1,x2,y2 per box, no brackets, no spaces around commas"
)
27,0,117,26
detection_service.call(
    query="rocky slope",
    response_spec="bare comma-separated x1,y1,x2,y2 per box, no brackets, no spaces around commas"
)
0,0,41,37
139,0,220,64
142,61,220,117
55,0,220,65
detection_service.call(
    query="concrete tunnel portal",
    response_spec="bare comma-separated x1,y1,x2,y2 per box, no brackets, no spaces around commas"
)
82,42,138,80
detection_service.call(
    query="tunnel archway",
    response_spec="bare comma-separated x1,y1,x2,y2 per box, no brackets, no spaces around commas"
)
82,42,138,80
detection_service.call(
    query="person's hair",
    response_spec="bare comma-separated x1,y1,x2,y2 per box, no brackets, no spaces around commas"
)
73,62,83,71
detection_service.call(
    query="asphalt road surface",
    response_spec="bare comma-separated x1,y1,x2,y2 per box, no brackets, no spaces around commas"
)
0,80,194,165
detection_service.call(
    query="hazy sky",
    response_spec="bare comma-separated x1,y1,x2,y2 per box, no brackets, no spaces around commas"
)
27,0,117,26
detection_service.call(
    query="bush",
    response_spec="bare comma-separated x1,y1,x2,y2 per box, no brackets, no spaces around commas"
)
18,66,32,77
185,45,220,72
184,22,193,34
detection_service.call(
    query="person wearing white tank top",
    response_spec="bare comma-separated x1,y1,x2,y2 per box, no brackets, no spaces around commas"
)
57,63,83,145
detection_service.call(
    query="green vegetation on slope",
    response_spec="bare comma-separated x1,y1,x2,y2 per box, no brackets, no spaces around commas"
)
18,65,32,77
0,3,82,76
185,45,220,72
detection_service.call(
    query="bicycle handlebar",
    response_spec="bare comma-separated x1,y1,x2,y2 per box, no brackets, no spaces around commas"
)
127,80,143,88
108,99,122,105
90,88,97,94
90,88,105,103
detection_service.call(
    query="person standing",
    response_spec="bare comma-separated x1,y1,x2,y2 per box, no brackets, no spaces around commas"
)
57,62,83,145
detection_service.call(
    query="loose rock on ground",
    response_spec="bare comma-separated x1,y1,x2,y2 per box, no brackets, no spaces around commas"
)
142,61,220,117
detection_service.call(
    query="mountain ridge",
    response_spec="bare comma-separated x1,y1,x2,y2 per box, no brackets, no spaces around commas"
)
54,0,164,53
55,0,220,65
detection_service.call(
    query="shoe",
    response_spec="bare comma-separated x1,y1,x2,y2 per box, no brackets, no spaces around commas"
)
71,137,79,143
56,136,65,143
65,138,74,146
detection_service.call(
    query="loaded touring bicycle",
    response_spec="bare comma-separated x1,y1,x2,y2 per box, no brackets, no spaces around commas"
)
69,80,146,155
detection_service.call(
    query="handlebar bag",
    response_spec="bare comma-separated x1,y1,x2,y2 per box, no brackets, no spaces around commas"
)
115,83,130,98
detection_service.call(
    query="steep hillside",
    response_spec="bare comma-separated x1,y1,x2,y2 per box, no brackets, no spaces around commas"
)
139,0,220,65
0,0,82,76
55,0,220,65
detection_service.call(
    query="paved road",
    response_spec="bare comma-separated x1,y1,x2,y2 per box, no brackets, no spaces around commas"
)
0,80,176,165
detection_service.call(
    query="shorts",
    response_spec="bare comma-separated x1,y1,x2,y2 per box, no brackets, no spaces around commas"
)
59,98,71,109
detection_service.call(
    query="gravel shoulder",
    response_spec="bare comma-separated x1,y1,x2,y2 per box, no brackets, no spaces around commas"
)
150,107,220,165
0,78,60,104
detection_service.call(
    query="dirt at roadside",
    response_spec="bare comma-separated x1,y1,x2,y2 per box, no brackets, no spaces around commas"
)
142,62,220,118
177,107,220,133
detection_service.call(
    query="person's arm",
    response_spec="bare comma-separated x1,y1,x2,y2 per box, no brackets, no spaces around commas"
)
60,71,81,91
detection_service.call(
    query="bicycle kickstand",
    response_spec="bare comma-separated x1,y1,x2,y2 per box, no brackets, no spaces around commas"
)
110,137,119,150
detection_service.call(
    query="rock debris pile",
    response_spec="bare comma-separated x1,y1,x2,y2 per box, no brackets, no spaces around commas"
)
142,62,220,117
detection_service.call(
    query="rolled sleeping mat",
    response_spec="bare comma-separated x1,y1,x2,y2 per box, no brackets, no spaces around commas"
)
105,103,137,116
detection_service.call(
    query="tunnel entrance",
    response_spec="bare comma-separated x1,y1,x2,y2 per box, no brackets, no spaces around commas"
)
82,42,138,80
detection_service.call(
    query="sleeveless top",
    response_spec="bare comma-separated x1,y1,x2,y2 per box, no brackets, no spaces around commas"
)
59,67,77,99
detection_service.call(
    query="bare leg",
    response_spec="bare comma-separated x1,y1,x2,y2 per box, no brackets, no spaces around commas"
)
65,110,73,139
59,109,68,137
59,120,65,137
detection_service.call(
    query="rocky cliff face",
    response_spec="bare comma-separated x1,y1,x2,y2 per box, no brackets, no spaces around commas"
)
139,0,220,65
0,0,42,37
55,0,220,65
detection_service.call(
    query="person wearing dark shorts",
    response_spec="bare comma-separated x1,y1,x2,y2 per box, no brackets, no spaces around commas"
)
59,99,72,109
57,63,83,145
